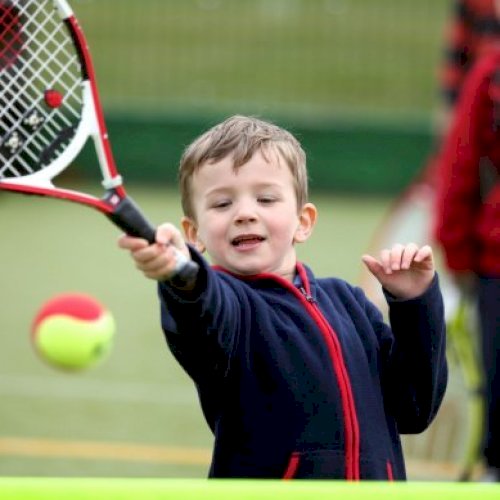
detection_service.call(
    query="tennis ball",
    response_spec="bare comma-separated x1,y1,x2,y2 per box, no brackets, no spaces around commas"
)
31,293,116,371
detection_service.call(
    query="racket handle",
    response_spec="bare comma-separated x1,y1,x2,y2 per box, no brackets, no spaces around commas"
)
107,194,199,286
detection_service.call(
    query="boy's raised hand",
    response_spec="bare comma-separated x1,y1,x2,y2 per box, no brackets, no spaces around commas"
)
118,223,191,282
361,243,435,299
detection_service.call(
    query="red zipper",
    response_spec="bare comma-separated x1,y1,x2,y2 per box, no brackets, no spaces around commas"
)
295,264,360,480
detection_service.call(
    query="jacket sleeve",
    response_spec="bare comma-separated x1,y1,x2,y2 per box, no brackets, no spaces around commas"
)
383,274,448,433
157,247,243,383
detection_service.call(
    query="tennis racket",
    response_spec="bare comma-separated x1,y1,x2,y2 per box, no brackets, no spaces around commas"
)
0,0,199,285
359,172,484,481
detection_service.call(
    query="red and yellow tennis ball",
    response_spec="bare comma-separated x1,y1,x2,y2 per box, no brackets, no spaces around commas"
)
31,293,116,371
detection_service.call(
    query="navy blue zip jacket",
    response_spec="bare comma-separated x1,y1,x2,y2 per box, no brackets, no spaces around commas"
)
158,249,448,480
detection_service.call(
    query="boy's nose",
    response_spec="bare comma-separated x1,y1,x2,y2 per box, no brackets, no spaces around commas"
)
235,212,257,224
234,202,258,224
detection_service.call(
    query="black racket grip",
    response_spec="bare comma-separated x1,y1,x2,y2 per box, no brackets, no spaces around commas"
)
107,195,199,286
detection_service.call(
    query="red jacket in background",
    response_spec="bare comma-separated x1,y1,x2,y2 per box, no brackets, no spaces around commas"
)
440,0,500,106
434,49,500,276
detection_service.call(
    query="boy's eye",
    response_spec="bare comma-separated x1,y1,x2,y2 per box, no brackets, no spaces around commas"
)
258,196,277,204
212,200,231,209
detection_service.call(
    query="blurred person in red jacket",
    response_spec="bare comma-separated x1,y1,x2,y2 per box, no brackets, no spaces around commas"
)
434,33,500,481
415,0,500,188
438,0,500,131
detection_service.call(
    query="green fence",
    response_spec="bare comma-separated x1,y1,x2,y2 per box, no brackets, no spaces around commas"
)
77,114,432,194
71,0,451,192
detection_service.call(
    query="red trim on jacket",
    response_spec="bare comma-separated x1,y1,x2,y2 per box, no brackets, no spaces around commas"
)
386,461,394,481
283,453,300,479
295,263,360,480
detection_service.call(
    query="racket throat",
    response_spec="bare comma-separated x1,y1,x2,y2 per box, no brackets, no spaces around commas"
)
104,191,156,244
101,174,123,190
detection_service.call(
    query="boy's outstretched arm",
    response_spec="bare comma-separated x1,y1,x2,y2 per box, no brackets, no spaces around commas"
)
118,222,193,284
361,243,435,299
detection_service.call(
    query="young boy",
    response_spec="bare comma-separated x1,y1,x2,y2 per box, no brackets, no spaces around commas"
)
118,115,448,480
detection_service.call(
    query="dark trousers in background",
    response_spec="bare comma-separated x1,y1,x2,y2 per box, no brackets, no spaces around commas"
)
479,276,500,468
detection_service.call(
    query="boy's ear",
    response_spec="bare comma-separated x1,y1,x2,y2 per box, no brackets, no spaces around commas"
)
294,203,317,244
181,216,206,253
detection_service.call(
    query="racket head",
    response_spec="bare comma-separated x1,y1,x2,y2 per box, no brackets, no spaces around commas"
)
0,0,88,185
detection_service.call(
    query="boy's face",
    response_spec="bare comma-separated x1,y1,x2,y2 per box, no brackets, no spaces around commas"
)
182,150,316,281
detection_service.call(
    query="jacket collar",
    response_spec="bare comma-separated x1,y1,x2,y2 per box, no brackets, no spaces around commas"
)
212,262,317,298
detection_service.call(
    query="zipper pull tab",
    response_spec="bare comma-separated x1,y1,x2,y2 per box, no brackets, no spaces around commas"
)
299,287,316,303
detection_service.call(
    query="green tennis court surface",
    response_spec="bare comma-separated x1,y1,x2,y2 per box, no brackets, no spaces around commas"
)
0,188,389,477
0,188,476,480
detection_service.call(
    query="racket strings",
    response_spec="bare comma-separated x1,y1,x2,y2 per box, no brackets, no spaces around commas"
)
0,1,24,69
1,25,82,169
0,0,84,179
4,2,82,126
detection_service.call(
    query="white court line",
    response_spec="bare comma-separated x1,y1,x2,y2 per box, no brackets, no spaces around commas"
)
0,373,199,406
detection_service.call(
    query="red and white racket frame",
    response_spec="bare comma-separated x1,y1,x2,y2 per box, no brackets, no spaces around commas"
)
1,0,126,215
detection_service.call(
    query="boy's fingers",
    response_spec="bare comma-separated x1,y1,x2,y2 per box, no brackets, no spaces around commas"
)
141,246,181,280
361,255,384,278
401,242,419,269
414,244,433,264
389,243,405,271
367,243,434,275
118,234,149,251
119,223,192,282
156,223,182,247
133,245,161,264
156,223,191,268
140,255,168,277
380,249,392,274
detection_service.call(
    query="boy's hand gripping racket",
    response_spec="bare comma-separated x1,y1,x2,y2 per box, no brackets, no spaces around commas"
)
0,0,199,285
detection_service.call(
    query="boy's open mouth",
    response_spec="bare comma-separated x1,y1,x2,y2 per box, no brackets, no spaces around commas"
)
231,234,266,246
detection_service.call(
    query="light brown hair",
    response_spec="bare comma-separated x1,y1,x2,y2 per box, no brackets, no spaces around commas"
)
179,115,308,219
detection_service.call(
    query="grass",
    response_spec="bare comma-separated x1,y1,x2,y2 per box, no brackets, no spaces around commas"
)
0,186,391,477
0,186,478,480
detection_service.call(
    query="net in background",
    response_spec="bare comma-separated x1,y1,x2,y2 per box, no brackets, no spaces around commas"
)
74,0,450,124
